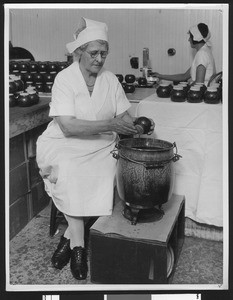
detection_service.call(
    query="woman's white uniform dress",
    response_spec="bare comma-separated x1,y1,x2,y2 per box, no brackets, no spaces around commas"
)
36,61,131,217
190,43,216,85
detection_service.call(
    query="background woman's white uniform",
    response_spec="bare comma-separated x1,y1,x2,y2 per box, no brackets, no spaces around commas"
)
36,61,131,216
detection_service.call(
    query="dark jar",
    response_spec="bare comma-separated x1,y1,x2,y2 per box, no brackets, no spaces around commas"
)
125,74,136,84
19,61,29,73
47,62,58,73
138,77,147,86
124,84,135,93
156,83,172,98
14,76,24,92
187,87,202,103
29,62,38,73
194,83,207,98
17,92,33,107
28,91,40,105
204,87,220,104
9,79,17,94
38,62,48,73
115,74,124,83
33,73,44,83
35,82,44,93
9,93,17,107
170,86,186,102
134,116,152,134
9,61,19,74
25,81,34,89
43,73,54,83
44,82,53,93
24,73,34,83
57,62,68,72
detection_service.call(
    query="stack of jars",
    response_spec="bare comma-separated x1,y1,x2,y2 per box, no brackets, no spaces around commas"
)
9,74,40,107
9,60,69,95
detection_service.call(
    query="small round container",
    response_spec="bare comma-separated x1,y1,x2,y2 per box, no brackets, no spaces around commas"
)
125,74,136,84
194,83,207,97
156,83,172,98
187,86,202,103
43,73,54,83
38,62,48,73
25,81,34,89
47,62,58,73
17,92,32,107
170,86,186,102
35,82,44,93
10,61,19,74
28,90,40,105
19,61,29,73
33,73,44,83
29,62,38,73
134,116,152,134
115,74,124,83
138,77,147,86
44,82,53,93
57,62,68,72
9,93,17,107
124,84,135,93
14,76,24,92
9,79,17,94
204,87,220,104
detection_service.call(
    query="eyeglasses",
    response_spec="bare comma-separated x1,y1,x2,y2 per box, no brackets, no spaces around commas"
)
85,50,108,59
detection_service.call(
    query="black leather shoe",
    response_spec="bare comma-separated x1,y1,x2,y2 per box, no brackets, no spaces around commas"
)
51,235,71,270
70,246,88,280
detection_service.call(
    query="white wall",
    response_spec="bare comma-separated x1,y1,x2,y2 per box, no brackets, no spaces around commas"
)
9,5,224,77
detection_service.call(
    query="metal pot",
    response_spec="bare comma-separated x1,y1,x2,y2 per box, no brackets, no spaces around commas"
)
112,138,181,223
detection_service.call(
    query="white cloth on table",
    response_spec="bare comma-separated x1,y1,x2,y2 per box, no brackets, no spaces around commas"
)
190,44,216,86
36,61,131,217
136,96,223,227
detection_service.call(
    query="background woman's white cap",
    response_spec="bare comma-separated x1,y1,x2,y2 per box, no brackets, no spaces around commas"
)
66,17,108,53
188,24,211,45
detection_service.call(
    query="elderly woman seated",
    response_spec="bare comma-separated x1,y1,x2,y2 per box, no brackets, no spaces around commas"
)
36,17,154,280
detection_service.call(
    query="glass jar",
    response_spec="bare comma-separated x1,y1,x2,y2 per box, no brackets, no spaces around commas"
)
44,82,53,93
170,86,186,102
204,87,220,104
156,83,172,98
9,79,17,94
28,91,40,105
187,86,202,103
35,82,44,93
17,92,33,107
14,76,24,92
9,93,17,107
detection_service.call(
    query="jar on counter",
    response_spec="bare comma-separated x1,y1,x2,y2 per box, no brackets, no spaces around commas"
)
204,87,220,104
35,82,44,93
28,90,40,105
25,81,34,89
14,76,24,92
170,86,186,102
17,92,33,107
187,86,202,103
194,83,207,98
9,93,17,107
9,79,17,94
29,61,38,73
156,83,172,98
44,82,53,93
124,84,135,93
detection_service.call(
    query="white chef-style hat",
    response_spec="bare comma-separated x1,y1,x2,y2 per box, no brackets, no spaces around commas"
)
66,17,108,53
188,23,211,46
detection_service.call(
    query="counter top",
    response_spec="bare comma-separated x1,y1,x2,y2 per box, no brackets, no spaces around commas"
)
9,95,52,138
9,88,156,138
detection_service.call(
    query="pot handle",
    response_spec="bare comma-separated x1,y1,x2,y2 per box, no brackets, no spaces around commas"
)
111,142,182,168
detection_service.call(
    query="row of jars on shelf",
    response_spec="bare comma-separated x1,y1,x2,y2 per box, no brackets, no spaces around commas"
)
115,74,148,94
10,60,69,75
156,81,222,104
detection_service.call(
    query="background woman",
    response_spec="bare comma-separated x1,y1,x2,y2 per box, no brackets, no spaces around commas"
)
152,23,216,86
36,17,154,281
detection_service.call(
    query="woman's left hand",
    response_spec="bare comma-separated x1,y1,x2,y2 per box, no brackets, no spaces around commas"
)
147,118,155,135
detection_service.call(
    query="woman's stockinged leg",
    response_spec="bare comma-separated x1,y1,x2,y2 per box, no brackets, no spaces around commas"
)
64,214,85,249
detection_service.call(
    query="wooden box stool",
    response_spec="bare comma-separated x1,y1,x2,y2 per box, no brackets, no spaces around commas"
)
90,193,185,284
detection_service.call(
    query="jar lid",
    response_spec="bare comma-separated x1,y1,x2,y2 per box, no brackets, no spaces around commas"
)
159,83,170,87
210,83,220,87
173,86,183,90
207,87,218,92
179,81,188,85
27,90,37,95
20,92,29,96
190,86,201,91
195,82,204,86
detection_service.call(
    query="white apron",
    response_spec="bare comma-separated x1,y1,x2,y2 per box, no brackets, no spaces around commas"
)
36,62,131,216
